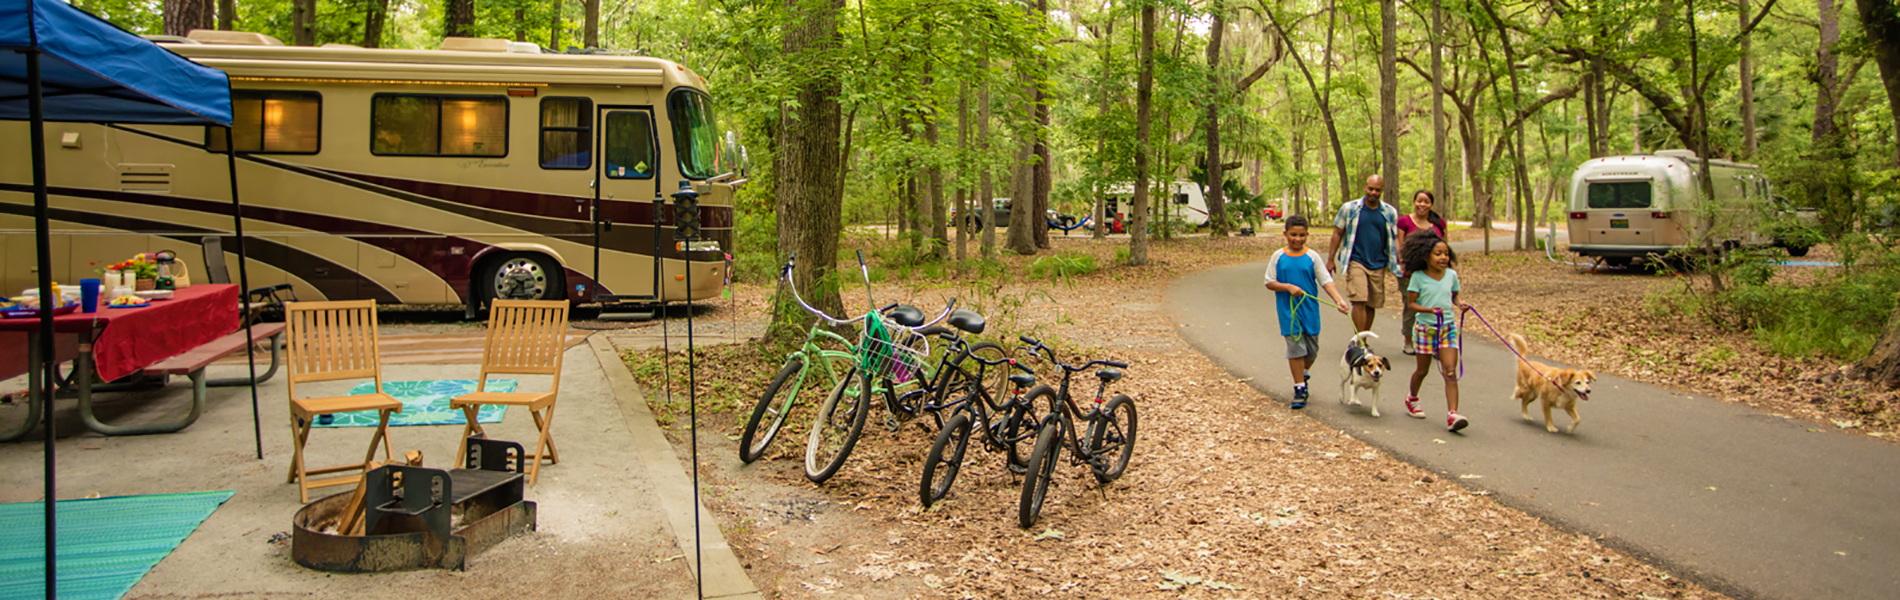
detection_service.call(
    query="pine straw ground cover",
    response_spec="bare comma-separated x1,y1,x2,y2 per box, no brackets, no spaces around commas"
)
612,230,1775,599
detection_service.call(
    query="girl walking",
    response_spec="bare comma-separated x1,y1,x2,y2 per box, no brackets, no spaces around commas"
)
1400,231,1467,431
1396,190,1447,354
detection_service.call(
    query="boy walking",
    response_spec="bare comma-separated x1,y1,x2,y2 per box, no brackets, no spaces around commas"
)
1265,215,1351,409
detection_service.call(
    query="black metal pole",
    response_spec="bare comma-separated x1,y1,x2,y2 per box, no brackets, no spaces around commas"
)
25,42,59,600
224,124,262,460
685,239,701,600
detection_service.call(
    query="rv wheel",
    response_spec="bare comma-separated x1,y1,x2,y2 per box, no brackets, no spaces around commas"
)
481,252,566,303
1784,245,1811,258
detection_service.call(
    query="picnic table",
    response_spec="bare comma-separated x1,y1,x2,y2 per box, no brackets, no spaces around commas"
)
0,284,271,441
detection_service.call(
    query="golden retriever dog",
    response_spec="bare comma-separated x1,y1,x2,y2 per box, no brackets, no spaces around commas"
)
1507,333,1595,433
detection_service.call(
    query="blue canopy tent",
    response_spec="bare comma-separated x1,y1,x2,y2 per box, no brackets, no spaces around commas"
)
3,0,263,596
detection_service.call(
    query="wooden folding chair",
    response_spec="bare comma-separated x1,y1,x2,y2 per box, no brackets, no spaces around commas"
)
450,299,570,485
284,300,402,503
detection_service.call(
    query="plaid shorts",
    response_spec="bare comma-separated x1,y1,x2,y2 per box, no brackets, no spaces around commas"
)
1412,319,1461,354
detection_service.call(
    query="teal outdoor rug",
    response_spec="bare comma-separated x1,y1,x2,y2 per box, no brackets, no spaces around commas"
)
318,379,518,427
0,490,235,600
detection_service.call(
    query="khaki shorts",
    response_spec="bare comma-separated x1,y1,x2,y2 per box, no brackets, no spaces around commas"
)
1345,262,1386,306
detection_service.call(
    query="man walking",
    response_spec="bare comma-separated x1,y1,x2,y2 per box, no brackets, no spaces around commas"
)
1327,175,1401,333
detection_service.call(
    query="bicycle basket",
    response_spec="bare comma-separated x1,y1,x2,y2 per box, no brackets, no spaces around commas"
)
858,313,927,384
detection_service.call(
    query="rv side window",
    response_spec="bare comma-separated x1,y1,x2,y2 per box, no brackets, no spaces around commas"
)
1587,182,1651,209
539,98,592,169
207,91,321,154
371,94,508,157
604,111,656,179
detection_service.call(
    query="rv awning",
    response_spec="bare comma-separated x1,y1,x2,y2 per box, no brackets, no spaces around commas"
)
0,0,231,126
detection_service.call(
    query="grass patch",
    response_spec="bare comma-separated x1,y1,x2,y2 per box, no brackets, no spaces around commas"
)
1026,252,1099,284
1718,258,1900,361
622,340,789,429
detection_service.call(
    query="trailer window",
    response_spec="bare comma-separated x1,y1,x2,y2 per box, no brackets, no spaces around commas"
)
207,91,321,154
540,98,592,169
371,94,507,157
1587,181,1652,209
667,90,722,180
604,110,655,179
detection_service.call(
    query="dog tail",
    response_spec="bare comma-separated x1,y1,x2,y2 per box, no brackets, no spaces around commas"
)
1506,333,1530,363
1352,331,1379,347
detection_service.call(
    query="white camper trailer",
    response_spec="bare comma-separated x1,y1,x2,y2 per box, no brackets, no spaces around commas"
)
1102,181,1209,229
1564,150,1810,265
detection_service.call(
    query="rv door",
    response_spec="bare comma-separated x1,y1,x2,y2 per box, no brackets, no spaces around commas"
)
598,106,661,299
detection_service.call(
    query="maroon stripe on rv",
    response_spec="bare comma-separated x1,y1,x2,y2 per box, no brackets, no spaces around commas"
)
315,169,735,229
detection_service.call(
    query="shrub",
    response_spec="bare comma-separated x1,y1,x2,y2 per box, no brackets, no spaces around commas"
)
1027,252,1098,284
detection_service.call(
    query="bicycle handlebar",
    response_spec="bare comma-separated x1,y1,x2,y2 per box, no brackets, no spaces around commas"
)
1018,335,1126,373
781,254,956,330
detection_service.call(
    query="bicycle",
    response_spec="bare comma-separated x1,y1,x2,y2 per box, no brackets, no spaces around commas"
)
782,252,1003,484
917,339,1043,508
1014,335,1137,528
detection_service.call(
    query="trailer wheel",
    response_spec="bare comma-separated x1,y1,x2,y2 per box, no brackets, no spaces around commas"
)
480,252,566,304
1784,245,1811,258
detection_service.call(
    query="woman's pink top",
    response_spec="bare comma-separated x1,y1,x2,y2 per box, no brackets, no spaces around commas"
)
1397,214,1444,238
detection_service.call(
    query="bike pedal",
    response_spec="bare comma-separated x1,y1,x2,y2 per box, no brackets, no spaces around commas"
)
883,413,901,432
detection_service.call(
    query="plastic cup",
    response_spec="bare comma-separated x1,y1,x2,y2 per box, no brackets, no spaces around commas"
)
80,278,101,313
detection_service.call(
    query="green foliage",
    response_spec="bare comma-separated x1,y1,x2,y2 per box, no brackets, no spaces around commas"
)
1711,239,1900,360
1026,252,1098,284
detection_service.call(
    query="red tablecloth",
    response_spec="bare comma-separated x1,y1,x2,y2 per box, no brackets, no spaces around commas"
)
0,284,238,381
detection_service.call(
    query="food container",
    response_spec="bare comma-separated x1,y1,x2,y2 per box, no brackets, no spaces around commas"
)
134,290,174,301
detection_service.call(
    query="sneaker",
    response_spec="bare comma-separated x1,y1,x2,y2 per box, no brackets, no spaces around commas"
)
1401,346,1417,356
1447,411,1469,432
1404,396,1425,418
1292,385,1309,409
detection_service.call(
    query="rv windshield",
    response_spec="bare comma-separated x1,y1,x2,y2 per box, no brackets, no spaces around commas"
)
668,89,723,180
1588,181,1652,209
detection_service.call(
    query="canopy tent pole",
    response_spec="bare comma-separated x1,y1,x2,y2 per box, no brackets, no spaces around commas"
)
224,125,263,460
24,43,59,600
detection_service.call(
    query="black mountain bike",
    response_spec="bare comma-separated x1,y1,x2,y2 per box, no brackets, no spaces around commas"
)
1015,335,1138,528
918,348,1042,508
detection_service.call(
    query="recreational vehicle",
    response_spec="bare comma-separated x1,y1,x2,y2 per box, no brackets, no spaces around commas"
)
1103,180,1210,229
0,31,739,310
1565,150,1809,265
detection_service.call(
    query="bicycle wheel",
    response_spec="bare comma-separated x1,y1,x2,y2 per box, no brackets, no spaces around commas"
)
1005,385,1057,474
1086,394,1138,483
739,352,851,464
963,342,1014,403
920,412,974,507
805,367,871,484
1018,415,1063,528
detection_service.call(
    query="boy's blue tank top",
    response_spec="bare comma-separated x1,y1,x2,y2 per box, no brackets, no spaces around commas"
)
1273,251,1321,337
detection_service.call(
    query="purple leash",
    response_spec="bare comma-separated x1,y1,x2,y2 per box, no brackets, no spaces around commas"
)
1461,304,1559,385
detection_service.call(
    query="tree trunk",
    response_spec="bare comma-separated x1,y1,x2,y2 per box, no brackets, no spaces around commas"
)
1431,0,1447,199
1032,0,1053,249
515,8,529,42
1380,0,1400,208
446,0,477,38
978,53,996,259
771,0,848,339
1204,0,1228,236
957,81,971,261
1093,21,1113,240
291,0,315,45
1817,0,1844,145
924,49,946,260
1856,306,1900,386
1130,1,1155,265
1740,0,1758,159
364,0,390,48
164,0,214,37
550,0,564,51
1008,144,1036,255
585,0,600,48
1859,0,1900,165
218,0,234,30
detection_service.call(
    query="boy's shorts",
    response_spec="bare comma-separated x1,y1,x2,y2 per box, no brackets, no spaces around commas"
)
1285,334,1319,360
1346,262,1386,306
1412,319,1461,354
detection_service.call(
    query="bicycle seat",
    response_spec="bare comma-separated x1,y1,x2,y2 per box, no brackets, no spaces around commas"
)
946,309,986,334
1008,373,1037,389
1095,368,1123,383
885,304,925,327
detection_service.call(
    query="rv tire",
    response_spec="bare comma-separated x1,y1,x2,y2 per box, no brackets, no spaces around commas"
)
478,251,566,306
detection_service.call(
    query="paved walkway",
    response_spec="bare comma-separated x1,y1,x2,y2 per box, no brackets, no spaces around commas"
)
0,327,758,599
1167,238,1900,600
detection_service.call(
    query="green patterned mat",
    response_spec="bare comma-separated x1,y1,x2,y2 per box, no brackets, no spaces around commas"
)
316,379,518,427
0,490,235,600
